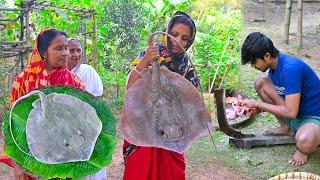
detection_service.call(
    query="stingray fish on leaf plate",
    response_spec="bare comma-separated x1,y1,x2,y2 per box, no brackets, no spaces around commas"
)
2,86,117,179
26,91,102,164
121,58,212,153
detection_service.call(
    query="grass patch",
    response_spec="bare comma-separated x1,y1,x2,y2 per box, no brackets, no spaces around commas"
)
186,65,320,179
187,114,320,178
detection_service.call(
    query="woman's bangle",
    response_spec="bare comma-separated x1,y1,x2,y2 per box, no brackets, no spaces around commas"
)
132,66,142,75
136,66,142,72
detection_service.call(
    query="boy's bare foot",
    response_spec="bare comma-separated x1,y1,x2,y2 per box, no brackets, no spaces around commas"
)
288,150,308,166
263,126,293,136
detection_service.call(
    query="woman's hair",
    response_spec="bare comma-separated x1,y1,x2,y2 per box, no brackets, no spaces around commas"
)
68,38,82,47
37,29,68,58
167,11,196,51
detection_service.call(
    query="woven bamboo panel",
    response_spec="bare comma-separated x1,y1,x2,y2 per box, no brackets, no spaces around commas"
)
269,172,320,180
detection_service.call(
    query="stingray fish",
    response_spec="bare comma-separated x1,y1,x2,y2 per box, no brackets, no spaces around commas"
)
12,90,102,164
121,60,212,153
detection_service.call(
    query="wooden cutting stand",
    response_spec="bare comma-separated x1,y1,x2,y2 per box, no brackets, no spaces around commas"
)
214,89,295,149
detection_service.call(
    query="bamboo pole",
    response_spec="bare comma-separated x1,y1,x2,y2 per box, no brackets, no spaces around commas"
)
269,0,319,2
297,0,303,48
25,10,30,43
209,38,230,93
284,0,293,44
219,59,233,89
0,18,15,21
83,23,87,63
195,62,234,68
0,8,24,11
92,14,97,69
207,62,210,92
19,7,24,70
19,9,24,41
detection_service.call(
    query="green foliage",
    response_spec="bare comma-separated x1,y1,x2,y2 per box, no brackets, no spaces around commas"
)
193,5,242,91
0,0,6,7
1,0,243,108
95,0,193,107
2,86,117,179
0,96,9,106
0,11,21,42
95,0,153,103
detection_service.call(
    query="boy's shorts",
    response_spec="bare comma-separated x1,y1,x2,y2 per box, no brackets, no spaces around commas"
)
285,116,320,133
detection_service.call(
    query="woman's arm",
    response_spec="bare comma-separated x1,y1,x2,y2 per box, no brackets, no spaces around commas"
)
126,41,159,90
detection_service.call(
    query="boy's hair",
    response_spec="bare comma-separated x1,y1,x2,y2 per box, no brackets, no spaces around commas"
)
241,32,279,65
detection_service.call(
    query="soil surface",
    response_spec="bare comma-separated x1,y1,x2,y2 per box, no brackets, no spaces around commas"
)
243,0,320,70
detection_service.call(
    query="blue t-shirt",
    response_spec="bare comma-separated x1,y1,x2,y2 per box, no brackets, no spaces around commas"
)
268,53,320,117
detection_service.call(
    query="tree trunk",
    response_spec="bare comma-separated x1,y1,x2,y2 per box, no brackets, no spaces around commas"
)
284,0,293,44
297,0,303,48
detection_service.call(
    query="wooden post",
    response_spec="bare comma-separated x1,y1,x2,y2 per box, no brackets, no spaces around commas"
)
209,38,230,93
19,9,24,41
23,3,29,72
19,8,25,70
297,0,303,49
83,23,87,63
25,12,30,43
25,9,30,43
284,0,293,44
92,13,97,69
207,63,210,93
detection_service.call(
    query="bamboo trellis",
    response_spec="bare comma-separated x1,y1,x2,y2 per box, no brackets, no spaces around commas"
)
0,0,97,97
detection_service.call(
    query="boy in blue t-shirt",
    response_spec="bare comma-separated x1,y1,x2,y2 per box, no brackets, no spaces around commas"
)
240,32,320,166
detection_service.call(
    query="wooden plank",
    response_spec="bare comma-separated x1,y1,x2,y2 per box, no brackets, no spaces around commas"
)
229,134,295,149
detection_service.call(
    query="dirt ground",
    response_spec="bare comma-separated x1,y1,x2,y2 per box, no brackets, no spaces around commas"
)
0,127,252,180
0,0,319,179
243,0,320,70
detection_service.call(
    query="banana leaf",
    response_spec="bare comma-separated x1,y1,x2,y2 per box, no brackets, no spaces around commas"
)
2,86,117,179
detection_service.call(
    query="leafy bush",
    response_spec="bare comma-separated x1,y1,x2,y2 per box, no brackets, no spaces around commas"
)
193,5,242,92
0,0,243,110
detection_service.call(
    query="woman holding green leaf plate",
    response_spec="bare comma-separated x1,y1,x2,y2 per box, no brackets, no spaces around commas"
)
0,29,116,180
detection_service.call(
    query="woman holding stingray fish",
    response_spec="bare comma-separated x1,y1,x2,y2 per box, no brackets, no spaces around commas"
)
123,11,199,180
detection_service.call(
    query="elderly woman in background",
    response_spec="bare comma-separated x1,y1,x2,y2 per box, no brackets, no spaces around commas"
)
67,38,106,180
123,11,198,180
0,28,83,180
67,39,103,97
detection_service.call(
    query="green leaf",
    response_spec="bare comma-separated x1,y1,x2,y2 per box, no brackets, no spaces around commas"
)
2,86,117,179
